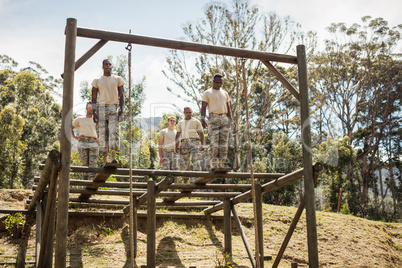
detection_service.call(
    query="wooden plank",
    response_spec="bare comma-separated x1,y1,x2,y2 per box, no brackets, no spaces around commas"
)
77,163,117,201
255,183,264,267
204,167,305,214
272,166,321,268
34,178,253,190
38,163,59,268
297,44,319,268
0,209,230,219
224,198,232,260
76,27,298,64
147,180,156,267
35,195,45,268
123,175,175,215
49,165,284,179
163,169,233,203
67,198,219,206
56,17,77,268
28,150,60,211
132,198,137,258
232,206,256,268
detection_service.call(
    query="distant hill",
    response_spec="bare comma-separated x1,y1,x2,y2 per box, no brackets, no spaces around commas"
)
133,116,162,133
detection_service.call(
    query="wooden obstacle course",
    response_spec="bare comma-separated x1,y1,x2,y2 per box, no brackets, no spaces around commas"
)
14,157,322,267
9,17,319,268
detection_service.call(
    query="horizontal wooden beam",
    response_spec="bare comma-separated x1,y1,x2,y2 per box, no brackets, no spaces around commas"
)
65,188,242,198
204,166,307,214
76,26,298,64
0,209,228,220
49,165,284,179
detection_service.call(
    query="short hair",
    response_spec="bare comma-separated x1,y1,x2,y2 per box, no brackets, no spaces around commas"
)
213,73,223,80
183,107,192,112
167,116,176,121
102,59,111,65
86,102,92,108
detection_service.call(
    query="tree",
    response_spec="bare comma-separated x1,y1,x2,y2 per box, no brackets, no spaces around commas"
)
0,56,62,188
163,0,307,170
311,17,401,216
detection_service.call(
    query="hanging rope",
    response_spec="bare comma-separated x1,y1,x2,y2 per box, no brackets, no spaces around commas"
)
241,58,261,265
125,32,134,267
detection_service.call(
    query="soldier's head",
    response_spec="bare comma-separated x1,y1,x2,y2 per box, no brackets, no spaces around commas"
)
183,107,193,120
86,102,93,116
212,73,223,90
167,116,176,129
102,59,112,76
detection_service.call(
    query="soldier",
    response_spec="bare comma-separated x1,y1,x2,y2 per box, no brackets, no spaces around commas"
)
72,102,99,179
158,116,179,170
201,73,233,169
175,107,205,182
91,59,125,164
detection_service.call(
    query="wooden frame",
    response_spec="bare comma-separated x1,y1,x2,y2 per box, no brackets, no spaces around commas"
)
50,17,319,268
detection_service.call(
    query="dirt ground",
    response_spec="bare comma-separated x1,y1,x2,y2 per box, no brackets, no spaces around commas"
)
0,189,401,267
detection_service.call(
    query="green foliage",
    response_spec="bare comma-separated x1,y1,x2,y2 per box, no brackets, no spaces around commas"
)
214,249,232,268
3,213,25,238
314,136,355,212
97,222,115,236
340,204,352,215
0,56,62,188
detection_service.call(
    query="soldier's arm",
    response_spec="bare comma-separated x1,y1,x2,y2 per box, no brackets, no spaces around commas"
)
91,86,99,123
158,134,164,164
175,131,181,153
201,101,208,128
118,85,124,117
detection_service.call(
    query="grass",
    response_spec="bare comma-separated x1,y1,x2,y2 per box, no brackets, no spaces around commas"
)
0,189,401,267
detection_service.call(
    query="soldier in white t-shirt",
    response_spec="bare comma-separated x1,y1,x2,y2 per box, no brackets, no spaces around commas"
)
91,59,125,164
201,74,233,169
175,107,205,181
158,116,179,170
72,102,99,179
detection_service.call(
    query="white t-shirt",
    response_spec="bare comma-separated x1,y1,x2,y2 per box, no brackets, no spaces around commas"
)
202,88,230,114
176,118,202,140
159,128,176,150
91,74,124,105
72,117,97,138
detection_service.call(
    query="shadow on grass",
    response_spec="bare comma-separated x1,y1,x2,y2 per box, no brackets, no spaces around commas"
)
156,236,185,267
121,226,139,268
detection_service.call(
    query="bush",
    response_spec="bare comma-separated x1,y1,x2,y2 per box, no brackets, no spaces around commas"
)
3,213,25,238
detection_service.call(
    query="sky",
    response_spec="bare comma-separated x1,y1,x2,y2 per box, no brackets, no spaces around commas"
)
1,0,401,118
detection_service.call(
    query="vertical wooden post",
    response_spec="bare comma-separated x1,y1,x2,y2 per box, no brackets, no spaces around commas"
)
38,163,59,267
147,179,156,267
132,197,138,258
255,183,264,267
297,44,319,267
35,194,46,267
223,198,232,260
55,17,77,268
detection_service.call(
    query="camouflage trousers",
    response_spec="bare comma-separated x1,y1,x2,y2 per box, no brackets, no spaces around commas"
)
98,105,119,155
162,149,179,170
179,139,203,172
208,114,230,162
78,137,99,179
